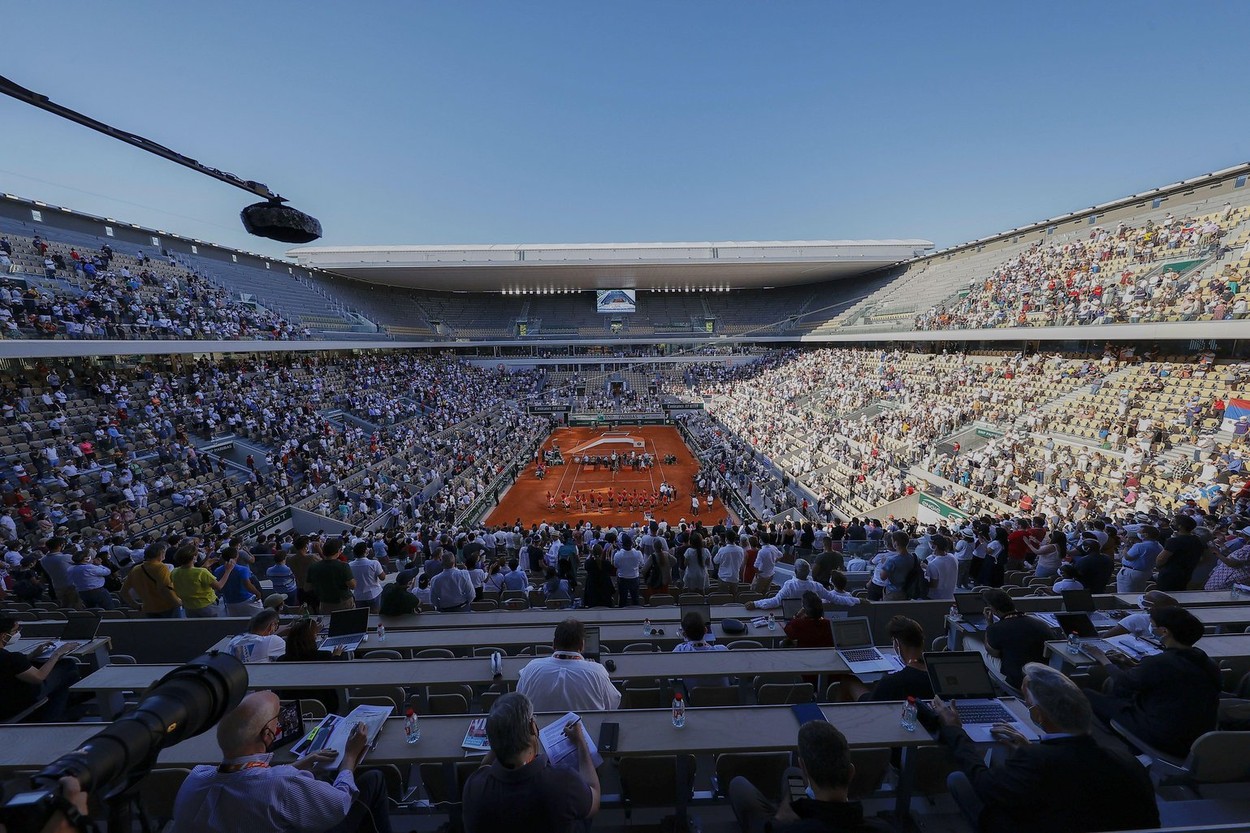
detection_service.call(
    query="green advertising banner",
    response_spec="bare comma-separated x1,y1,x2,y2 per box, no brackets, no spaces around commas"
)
917,494,969,523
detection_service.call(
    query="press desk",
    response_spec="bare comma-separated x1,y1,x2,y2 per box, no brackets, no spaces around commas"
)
0,700,1035,823
1114,591,1250,607
10,637,112,670
1043,633,1250,672
74,648,855,719
207,622,775,656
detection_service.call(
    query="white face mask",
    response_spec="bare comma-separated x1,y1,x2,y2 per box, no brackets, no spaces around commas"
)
8,630,20,643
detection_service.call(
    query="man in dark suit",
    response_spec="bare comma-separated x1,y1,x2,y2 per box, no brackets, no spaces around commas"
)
1082,605,1221,758
1073,535,1113,594
932,662,1158,833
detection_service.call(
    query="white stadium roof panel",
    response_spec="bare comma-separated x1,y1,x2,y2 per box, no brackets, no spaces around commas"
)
286,239,934,291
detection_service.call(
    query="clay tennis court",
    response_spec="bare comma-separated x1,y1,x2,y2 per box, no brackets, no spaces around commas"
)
485,425,729,529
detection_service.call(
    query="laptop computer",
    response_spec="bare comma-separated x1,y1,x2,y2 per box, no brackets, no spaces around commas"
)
781,598,804,620
680,603,713,636
33,615,101,660
953,592,988,629
1061,589,1114,627
829,617,898,674
319,607,370,652
1055,612,1098,639
925,651,1040,743
582,626,601,662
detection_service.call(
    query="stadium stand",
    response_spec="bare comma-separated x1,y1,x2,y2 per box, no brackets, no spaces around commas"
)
5,171,1250,833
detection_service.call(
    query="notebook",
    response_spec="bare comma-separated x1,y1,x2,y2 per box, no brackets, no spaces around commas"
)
925,651,1040,743
319,606,370,652
829,617,898,674
292,700,390,765
33,615,101,660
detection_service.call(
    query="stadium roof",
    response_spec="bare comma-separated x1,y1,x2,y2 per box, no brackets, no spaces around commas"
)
286,239,933,292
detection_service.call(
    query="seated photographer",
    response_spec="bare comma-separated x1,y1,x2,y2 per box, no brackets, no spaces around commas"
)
728,720,891,832
0,615,81,723
931,662,1157,833
172,690,391,833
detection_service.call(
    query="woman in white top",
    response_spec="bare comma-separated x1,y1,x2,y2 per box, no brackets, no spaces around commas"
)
1027,529,1066,579
681,533,711,593
483,559,509,595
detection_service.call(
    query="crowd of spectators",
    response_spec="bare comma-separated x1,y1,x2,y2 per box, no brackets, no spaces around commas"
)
1,234,306,340
914,205,1247,331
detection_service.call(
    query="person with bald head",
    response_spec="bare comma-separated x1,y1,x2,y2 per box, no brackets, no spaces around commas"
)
1101,590,1177,639
172,690,391,833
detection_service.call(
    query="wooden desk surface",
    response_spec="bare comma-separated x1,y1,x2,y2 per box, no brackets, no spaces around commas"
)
10,637,111,658
0,699,1035,771
1114,591,1250,607
207,622,744,655
1043,633,1250,665
374,605,755,631
73,648,852,693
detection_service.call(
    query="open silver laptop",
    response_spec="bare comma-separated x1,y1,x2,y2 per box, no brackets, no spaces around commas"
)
829,617,897,674
925,651,1040,743
33,615,101,660
318,607,370,652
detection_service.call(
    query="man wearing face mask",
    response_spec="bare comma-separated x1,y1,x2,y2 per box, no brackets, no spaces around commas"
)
0,614,80,722
1081,605,1221,758
172,690,391,833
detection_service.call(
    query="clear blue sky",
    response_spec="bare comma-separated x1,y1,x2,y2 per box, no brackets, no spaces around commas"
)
1,2,1248,259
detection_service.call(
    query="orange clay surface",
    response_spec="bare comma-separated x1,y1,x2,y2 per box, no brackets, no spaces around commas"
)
485,425,735,530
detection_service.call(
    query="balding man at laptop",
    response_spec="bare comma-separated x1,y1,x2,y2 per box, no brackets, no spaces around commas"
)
517,619,621,712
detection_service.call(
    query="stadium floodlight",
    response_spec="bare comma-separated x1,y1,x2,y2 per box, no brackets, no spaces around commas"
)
0,73,321,244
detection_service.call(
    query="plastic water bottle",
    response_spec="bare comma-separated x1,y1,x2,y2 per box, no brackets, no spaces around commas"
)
377,625,386,643
900,696,917,732
672,692,686,728
404,708,420,743
767,614,776,631
949,604,961,623
1067,632,1080,653
643,618,651,636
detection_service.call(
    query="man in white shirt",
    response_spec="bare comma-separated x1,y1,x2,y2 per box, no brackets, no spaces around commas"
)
752,535,781,594
226,608,288,662
744,559,860,610
348,543,387,613
612,535,644,607
1102,591,1177,639
517,619,621,712
924,534,959,601
713,534,746,595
